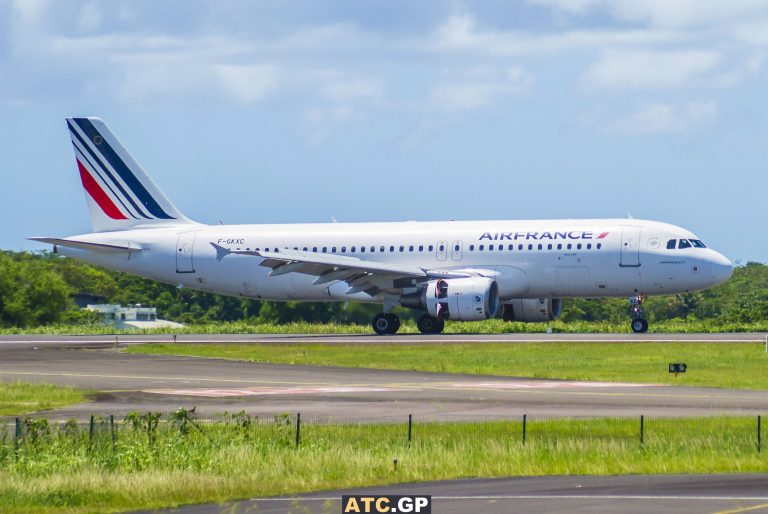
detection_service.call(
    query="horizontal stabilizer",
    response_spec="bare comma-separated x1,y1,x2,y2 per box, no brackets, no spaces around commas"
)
29,237,142,254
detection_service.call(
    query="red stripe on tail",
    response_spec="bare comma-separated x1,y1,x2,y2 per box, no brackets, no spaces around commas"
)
77,160,127,220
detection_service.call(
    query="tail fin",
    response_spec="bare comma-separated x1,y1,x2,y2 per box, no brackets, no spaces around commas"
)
66,117,194,232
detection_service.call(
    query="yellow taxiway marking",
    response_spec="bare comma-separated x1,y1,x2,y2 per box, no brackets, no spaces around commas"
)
712,502,768,514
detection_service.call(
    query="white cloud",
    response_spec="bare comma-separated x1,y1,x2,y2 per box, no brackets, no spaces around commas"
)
531,0,768,29
582,50,720,90
215,64,278,104
430,66,534,111
77,2,102,32
322,78,382,102
599,100,718,134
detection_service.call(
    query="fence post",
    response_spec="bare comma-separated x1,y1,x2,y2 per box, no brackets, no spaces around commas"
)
14,417,20,457
110,415,116,451
640,415,644,445
295,413,301,448
522,414,527,446
758,415,762,453
89,415,95,450
407,414,412,448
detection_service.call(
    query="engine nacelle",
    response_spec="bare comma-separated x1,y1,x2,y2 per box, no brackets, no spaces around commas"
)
501,298,563,322
418,277,500,322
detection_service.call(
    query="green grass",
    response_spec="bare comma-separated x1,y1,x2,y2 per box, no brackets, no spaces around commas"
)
0,414,766,513
2,319,767,335
128,341,768,389
0,382,89,416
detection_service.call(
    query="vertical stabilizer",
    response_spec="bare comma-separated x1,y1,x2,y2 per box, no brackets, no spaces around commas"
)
66,117,194,232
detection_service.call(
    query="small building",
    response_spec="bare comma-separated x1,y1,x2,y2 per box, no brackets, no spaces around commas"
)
85,304,184,329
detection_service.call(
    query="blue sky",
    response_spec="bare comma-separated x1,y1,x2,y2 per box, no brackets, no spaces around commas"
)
1,0,766,263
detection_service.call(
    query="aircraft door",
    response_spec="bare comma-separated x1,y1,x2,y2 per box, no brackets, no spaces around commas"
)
451,240,463,261
176,232,197,273
436,241,447,261
620,228,641,267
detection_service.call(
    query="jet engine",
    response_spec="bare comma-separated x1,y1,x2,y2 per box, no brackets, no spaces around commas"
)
501,298,563,322
401,277,500,321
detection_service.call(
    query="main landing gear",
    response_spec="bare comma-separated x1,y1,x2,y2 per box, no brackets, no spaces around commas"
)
417,313,445,334
372,312,400,335
629,294,649,333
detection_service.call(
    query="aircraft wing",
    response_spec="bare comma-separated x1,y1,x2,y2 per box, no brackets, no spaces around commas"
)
210,243,470,295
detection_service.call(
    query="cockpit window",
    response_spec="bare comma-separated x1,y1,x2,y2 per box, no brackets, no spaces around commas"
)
690,239,706,248
666,239,676,249
678,239,692,249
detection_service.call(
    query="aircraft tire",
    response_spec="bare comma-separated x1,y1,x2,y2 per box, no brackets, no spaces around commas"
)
373,313,400,335
417,314,445,334
631,318,648,333
387,314,401,334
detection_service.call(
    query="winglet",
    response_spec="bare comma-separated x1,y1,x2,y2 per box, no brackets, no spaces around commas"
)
210,242,231,262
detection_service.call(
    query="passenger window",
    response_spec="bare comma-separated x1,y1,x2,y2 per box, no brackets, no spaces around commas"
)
518,244,523,250
399,246,404,252
390,246,395,252
322,247,327,253
410,245,414,252
547,244,552,250
439,244,444,251
419,245,424,251
469,245,475,251
371,246,376,252
678,239,692,249
537,244,543,250
587,243,592,250
597,243,602,249
489,244,494,251
360,246,365,253
567,243,572,250
577,243,582,250
528,244,533,250
380,246,385,252
666,239,676,249
479,245,484,251
508,244,513,250
332,247,337,253
557,244,562,250
341,246,346,253
428,245,434,252
303,247,308,251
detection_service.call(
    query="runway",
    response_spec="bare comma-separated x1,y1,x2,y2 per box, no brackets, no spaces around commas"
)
0,331,765,349
1,336,767,420
155,474,768,514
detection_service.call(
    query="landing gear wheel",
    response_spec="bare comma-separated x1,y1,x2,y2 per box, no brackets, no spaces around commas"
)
631,318,648,333
387,313,401,334
417,314,445,334
372,313,400,335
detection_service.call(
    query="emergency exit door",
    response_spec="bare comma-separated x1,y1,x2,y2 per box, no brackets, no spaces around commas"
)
176,232,197,273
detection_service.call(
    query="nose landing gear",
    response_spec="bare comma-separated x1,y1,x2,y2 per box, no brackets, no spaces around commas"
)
629,294,648,333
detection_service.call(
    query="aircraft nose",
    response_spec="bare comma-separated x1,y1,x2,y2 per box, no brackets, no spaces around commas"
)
709,251,733,285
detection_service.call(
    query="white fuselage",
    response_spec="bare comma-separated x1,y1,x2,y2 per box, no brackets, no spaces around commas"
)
56,218,733,304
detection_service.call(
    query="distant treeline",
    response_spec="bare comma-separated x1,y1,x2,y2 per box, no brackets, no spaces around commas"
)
0,250,766,328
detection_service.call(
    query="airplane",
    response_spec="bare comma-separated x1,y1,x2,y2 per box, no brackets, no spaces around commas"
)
31,118,734,335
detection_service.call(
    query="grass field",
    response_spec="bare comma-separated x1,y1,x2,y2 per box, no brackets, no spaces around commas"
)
1,414,766,513
2,319,767,335
0,382,88,416
128,341,768,389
